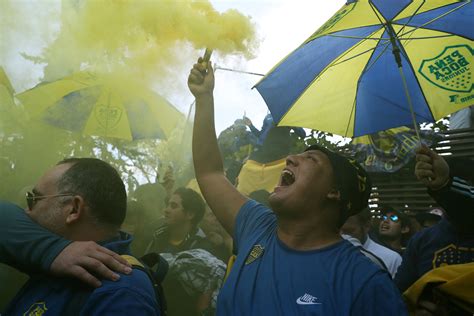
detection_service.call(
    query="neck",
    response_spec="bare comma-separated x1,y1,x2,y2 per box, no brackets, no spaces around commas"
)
361,234,368,244
67,223,119,242
384,239,402,251
277,217,341,251
168,222,193,245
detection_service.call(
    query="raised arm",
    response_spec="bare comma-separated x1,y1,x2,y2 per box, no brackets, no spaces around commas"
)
188,58,248,236
415,145,473,230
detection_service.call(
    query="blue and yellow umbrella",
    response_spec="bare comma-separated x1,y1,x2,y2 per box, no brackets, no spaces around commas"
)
255,0,473,138
17,72,183,141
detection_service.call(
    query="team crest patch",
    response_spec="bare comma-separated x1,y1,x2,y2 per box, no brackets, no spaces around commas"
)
245,244,265,265
24,302,48,316
418,45,472,93
433,244,474,268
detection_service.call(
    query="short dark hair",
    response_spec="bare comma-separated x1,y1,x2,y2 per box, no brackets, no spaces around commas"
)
355,208,372,224
173,187,205,227
57,158,126,227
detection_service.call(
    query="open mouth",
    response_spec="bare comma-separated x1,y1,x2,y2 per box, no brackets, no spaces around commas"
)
380,224,389,231
280,169,295,186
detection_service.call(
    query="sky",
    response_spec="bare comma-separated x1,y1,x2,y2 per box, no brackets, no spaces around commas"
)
1,0,346,134
196,0,346,133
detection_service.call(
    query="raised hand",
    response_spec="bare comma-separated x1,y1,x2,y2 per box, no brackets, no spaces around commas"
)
415,145,450,190
188,57,215,98
50,241,132,288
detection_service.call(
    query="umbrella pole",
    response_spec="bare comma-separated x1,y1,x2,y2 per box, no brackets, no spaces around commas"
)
397,66,422,143
388,24,422,144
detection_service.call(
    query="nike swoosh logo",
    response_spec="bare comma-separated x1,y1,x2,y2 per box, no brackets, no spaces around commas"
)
296,298,321,305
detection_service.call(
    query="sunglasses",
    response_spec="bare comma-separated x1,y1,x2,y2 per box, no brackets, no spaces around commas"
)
25,191,74,210
382,214,400,222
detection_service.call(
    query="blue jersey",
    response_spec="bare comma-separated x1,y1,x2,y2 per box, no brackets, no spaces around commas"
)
395,218,474,292
4,232,160,316
217,200,407,315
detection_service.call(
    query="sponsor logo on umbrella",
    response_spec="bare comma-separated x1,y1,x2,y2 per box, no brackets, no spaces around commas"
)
419,44,472,93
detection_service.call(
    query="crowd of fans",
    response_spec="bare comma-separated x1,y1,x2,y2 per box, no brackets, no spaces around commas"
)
0,58,473,316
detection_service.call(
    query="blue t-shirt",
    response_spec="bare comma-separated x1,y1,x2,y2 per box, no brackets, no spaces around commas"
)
4,232,160,316
217,200,407,315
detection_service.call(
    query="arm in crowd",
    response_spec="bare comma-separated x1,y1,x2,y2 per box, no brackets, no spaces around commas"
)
0,201,71,272
0,201,131,287
415,145,474,229
243,116,261,137
428,177,473,230
188,59,248,236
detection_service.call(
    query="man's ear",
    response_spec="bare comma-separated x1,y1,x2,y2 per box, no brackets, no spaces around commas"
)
327,189,341,201
66,195,86,224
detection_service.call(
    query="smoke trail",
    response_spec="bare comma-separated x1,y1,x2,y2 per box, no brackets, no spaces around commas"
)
36,0,258,84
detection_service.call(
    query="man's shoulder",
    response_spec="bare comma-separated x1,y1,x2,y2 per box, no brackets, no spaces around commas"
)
81,267,160,315
365,237,401,260
97,268,155,295
337,241,390,279
408,220,448,248
234,200,276,248
237,199,275,225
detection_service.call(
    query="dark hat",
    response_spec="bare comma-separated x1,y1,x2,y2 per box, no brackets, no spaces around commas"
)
305,145,372,218
415,208,443,225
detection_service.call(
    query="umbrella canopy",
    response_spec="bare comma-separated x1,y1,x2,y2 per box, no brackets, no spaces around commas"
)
255,0,473,137
17,72,183,141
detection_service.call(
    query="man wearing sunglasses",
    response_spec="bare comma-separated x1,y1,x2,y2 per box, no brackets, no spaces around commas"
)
1,158,161,315
378,206,411,255
341,208,402,278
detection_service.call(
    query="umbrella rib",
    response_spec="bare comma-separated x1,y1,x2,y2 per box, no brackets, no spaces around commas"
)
396,1,470,39
395,0,426,39
394,36,437,124
368,1,388,28
326,34,455,40
344,98,357,138
361,40,392,75
330,46,379,67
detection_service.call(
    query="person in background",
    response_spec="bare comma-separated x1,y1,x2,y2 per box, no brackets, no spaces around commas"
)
243,114,306,164
415,207,444,229
187,57,407,315
395,145,474,315
2,158,161,315
378,206,411,254
145,186,218,316
200,208,232,263
341,208,402,278
145,187,212,255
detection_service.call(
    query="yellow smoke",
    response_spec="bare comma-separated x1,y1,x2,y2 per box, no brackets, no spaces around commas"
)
1,0,258,202
39,0,258,83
